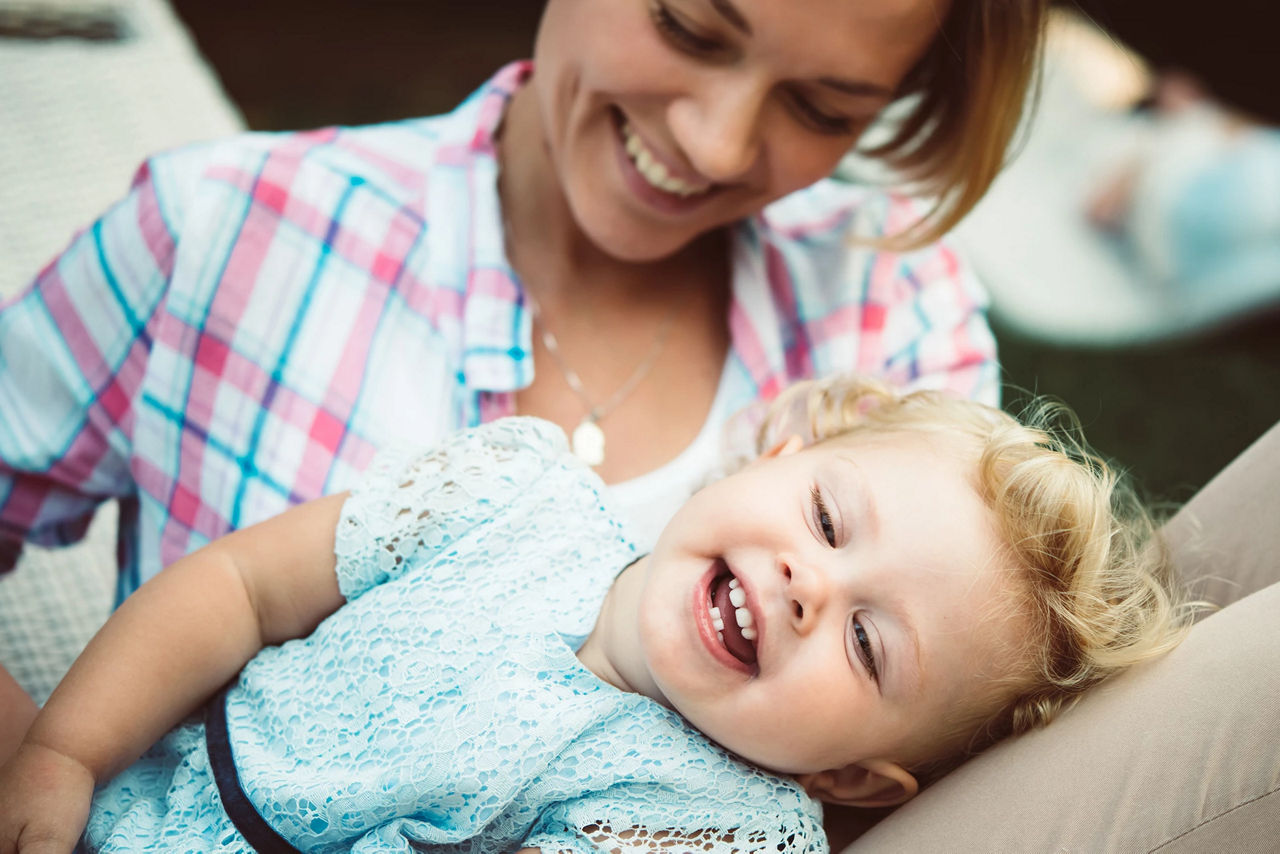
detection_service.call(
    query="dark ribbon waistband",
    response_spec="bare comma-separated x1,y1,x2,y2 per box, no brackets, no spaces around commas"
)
206,686,304,854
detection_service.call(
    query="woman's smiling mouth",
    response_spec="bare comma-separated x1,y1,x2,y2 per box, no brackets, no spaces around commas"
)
612,109,718,213
620,120,712,198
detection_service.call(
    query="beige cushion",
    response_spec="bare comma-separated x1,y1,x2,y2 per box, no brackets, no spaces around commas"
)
841,421,1280,852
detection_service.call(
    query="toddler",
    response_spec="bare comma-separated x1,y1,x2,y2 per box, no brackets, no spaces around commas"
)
0,376,1195,853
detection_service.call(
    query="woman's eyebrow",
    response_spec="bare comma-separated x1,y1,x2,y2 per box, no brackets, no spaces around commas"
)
703,0,892,98
708,0,752,35
818,77,896,99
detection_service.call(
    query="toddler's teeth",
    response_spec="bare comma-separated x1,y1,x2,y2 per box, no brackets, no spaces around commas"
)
713,617,724,632
734,608,753,628
729,587,746,608
728,578,740,589
717,630,725,643
709,607,721,621
741,626,757,641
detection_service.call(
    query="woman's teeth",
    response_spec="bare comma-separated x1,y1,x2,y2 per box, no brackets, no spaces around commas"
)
709,577,758,643
621,121,711,198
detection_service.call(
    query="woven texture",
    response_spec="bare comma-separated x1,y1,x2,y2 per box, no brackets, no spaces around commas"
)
0,0,242,296
0,505,115,704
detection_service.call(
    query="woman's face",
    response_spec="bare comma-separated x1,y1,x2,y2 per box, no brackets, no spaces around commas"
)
524,0,948,261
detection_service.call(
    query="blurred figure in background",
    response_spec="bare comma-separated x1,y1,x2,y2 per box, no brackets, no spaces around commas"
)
1085,68,1280,329
956,7,1280,345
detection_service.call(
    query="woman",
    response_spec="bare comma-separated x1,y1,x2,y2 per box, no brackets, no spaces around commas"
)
0,0,1044,755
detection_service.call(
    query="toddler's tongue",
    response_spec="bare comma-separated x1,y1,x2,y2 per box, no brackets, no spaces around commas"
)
713,574,757,667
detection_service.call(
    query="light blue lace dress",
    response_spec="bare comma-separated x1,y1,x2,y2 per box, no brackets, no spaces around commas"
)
85,418,825,853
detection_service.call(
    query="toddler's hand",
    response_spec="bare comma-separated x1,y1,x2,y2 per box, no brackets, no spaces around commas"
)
0,743,94,854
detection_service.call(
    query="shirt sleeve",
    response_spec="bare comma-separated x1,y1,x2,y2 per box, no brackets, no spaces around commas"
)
0,156,182,574
873,230,1000,408
333,417,570,600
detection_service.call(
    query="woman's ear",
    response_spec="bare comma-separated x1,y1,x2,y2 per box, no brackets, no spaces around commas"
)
761,434,805,459
793,759,919,808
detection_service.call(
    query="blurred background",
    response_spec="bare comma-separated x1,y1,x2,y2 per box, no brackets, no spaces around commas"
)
4,0,1279,508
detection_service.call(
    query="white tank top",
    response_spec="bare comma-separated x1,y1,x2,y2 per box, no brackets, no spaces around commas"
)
604,358,737,551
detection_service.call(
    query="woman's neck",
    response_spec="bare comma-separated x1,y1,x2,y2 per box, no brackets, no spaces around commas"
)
497,74,733,485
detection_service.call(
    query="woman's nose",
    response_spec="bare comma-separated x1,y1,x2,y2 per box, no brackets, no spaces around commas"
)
667,74,767,183
782,556,831,633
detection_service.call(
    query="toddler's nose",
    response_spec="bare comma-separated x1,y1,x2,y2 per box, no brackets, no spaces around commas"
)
781,556,831,633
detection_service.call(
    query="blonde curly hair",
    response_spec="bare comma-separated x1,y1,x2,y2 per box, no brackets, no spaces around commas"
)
755,375,1202,779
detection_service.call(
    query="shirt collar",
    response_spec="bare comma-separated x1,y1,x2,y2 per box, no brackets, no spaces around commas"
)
454,61,535,393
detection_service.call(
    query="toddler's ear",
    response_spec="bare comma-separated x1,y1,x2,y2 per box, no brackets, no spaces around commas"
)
761,435,805,459
793,759,919,808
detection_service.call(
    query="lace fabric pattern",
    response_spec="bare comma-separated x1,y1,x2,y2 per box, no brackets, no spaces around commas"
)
85,418,825,852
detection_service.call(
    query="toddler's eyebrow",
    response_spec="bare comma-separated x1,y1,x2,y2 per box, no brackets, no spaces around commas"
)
890,611,923,701
832,452,880,540
834,452,924,699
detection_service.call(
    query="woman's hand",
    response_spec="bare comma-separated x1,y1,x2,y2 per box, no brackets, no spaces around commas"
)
0,742,94,854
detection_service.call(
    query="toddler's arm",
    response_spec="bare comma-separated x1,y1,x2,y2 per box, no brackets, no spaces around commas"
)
0,493,348,852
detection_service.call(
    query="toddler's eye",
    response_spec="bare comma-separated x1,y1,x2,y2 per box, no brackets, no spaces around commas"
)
810,485,837,547
852,617,879,684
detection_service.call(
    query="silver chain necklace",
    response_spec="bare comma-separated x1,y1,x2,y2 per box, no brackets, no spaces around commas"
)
526,293,682,467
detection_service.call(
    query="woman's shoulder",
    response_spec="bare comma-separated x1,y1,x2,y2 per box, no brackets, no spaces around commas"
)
141,114,461,214
144,65,521,218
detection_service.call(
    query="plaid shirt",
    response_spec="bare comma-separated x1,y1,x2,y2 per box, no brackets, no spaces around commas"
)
0,63,997,600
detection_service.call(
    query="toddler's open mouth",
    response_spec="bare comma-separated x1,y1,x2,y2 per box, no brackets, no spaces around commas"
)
707,559,759,667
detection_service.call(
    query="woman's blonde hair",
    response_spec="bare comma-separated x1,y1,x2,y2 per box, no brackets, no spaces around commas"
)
756,375,1202,777
863,0,1048,249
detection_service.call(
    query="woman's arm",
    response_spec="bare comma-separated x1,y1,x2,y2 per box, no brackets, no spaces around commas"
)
0,492,348,850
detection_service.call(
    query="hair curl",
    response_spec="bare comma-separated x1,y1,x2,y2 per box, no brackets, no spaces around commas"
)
756,375,1203,779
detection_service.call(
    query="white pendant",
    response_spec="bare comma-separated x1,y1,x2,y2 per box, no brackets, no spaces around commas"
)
571,418,606,466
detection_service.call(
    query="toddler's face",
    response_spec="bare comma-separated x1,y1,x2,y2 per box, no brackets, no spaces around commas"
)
634,428,1029,779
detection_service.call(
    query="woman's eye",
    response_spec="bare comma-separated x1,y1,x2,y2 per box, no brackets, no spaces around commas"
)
852,618,880,684
651,2,722,54
810,485,837,547
789,92,855,135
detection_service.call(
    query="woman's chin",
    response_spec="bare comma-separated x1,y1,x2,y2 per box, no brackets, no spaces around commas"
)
574,212,702,263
